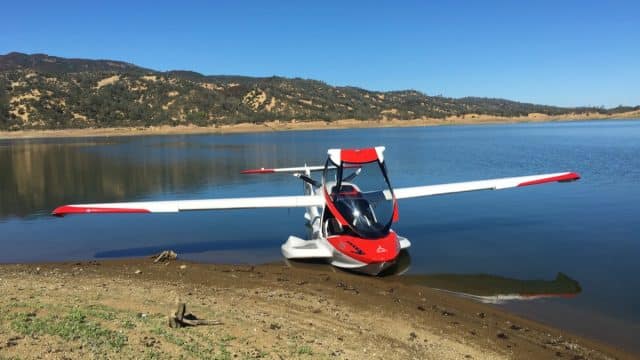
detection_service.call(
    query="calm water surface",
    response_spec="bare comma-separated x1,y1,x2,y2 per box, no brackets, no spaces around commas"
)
1,120,639,352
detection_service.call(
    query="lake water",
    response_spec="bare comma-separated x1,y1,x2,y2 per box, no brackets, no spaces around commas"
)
1,120,639,353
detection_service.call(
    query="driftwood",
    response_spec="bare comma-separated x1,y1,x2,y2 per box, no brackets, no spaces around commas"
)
168,302,223,328
152,250,177,263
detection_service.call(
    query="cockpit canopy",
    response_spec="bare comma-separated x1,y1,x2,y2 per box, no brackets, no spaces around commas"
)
323,147,397,239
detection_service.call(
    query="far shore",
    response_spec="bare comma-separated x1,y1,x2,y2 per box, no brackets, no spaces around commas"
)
2,111,639,140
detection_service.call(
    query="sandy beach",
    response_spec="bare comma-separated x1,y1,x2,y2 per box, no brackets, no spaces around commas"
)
0,258,634,359
1,111,639,140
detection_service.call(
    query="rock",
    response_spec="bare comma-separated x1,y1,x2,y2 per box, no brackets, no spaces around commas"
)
336,281,359,294
232,265,255,272
179,264,187,270
497,332,508,339
134,269,142,274
142,336,158,347
477,312,486,319
6,336,22,347
246,348,266,358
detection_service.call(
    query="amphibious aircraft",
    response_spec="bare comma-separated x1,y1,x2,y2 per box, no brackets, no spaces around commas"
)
53,146,580,275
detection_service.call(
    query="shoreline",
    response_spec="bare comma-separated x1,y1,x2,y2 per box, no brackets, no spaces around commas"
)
1,111,639,140
0,258,635,359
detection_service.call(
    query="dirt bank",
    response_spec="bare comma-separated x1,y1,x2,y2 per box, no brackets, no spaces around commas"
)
0,259,634,359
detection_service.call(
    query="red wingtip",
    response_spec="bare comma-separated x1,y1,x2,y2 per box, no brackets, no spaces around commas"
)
52,205,77,216
559,172,581,182
52,205,150,216
240,168,275,174
518,172,581,187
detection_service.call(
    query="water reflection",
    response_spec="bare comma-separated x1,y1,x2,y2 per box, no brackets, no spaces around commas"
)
288,250,582,303
386,252,581,303
401,272,581,304
0,137,288,220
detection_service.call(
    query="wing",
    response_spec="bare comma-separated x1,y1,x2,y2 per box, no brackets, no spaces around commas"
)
52,195,325,216
393,172,580,200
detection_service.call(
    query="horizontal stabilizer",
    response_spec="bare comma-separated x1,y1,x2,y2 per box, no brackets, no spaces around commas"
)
241,165,325,174
241,164,360,174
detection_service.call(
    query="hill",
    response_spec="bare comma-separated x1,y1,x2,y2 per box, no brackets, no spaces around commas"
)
1,52,637,130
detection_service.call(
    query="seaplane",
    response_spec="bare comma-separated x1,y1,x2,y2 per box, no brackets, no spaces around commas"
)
52,146,580,275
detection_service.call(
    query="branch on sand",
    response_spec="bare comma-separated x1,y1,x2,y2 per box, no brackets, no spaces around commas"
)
168,302,223,328
152,250,177,263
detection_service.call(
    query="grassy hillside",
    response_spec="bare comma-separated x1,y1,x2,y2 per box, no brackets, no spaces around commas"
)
1,52,637,130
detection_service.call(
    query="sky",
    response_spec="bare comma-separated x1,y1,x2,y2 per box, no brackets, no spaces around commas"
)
1,0,639,107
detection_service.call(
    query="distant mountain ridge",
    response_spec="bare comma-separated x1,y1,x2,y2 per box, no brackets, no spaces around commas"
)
0,52,147,73
1,52,637,130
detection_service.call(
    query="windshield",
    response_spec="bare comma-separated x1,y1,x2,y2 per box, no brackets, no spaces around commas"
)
324,160,395,238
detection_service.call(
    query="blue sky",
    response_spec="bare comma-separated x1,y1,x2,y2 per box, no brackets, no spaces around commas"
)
2,1,638,107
